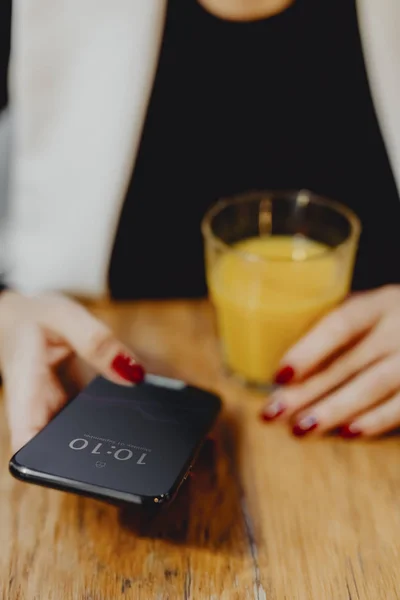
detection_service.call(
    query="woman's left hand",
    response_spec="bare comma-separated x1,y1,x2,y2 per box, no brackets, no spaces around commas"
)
262,285,400,438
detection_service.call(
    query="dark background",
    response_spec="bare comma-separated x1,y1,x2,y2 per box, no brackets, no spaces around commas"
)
0,0,11,111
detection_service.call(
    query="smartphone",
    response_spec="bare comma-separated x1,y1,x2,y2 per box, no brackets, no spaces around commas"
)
9,375,221,507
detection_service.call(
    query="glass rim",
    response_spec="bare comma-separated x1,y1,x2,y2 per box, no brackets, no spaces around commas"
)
201,189,361,264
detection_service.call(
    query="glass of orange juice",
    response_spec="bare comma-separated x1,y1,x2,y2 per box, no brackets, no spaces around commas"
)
202,190,361,390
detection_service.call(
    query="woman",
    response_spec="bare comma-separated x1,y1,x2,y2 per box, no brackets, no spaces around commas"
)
1,0,399,450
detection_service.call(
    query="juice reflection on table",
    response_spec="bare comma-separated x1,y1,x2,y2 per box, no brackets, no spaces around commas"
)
209,235,350,385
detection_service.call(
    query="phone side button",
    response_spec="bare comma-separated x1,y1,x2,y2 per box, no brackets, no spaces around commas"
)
183,466,193,481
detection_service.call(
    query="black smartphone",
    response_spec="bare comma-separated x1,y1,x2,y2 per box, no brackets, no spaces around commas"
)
9,375,221,507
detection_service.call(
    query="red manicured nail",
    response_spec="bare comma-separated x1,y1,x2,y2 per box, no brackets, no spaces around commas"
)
111,354,145,384
260,399,286,422
292,415,318,437
274,365,295,385
340,424,362,439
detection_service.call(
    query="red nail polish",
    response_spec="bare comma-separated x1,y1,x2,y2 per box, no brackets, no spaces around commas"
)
292,415,318,437
340,424,362,439
274,365,295,385
111,354,145,384
260,400,286,422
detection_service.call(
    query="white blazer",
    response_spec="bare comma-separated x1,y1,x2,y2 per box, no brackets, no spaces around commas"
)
4,0,400,297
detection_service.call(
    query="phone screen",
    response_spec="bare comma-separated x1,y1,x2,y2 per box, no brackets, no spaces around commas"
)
10,376,221,504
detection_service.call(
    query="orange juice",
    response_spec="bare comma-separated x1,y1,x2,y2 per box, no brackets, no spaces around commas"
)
209,235,349,384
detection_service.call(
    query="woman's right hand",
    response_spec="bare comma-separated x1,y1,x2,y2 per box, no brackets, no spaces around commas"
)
0,291,144,453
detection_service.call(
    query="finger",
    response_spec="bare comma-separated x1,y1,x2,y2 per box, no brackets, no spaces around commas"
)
341,393,400,438
2,325,67,452
36,295,145,385
276,290,386,381
9,374,66,452
280,286,400,383
289,353,400,436
262,327,386,420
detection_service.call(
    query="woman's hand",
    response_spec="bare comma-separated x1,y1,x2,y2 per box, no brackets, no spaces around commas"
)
262,285,400,438
0,291,144,452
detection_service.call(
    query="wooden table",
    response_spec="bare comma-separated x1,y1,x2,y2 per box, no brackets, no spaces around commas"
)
2,300,400,600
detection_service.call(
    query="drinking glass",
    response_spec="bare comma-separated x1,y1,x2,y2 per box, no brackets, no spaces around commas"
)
201,190,361,390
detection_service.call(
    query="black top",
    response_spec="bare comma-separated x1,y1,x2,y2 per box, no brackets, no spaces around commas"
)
0,1,11,111
109,0,400,300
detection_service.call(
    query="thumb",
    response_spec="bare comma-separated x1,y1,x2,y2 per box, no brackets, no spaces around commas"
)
2,323,68,452
38,295,145,385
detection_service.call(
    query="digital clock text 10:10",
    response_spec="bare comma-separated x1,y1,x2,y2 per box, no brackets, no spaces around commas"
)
68,439,147,464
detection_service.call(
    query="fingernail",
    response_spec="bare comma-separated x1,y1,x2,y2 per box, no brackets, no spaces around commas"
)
111,353,145,384
340,424,362,439
292,415,318,437
260,397,286,421
274,365,295,385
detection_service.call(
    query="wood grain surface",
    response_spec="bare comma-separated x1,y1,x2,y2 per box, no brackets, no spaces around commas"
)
1,300,400,600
